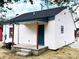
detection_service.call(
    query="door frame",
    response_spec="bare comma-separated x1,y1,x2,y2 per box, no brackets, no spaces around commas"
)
38,25,44,45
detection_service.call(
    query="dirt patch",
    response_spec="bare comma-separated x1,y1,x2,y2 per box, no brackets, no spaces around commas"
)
0,47,79,59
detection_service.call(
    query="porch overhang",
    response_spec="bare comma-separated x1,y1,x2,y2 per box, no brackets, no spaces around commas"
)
5,6,67,24
11,17,48,24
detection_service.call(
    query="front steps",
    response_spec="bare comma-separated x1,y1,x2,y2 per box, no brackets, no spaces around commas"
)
12,44,48,56
16,49,32,56
16,51,31,56
20,49,32,53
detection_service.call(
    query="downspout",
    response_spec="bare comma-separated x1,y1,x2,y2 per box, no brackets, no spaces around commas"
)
71,12,77,30
70,10,77,40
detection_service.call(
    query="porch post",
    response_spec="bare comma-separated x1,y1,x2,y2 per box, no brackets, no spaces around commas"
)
12,24,14,45
18,24,19,44
36,22,38,49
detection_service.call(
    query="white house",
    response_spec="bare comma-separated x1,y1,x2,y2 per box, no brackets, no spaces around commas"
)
2,6,76,50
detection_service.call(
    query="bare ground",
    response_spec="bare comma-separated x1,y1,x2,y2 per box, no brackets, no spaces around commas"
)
0,41,79,59
0,47,79,59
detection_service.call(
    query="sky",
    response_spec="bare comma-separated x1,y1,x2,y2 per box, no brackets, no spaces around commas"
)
1,0,79,20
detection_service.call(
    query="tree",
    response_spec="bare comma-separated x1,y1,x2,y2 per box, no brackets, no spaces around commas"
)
14,0,19,2
29,0,33,4
0,0,4,7
6,0,19,2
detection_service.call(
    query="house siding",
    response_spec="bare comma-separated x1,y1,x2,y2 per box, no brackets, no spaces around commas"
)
55,8,75,49
45,20,55,49
14,24,37,45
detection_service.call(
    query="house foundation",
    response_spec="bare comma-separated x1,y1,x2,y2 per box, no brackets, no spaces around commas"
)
11,44,48,56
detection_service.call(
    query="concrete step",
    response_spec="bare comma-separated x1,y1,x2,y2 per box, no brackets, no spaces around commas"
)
19,49,32,53
16,51,32,56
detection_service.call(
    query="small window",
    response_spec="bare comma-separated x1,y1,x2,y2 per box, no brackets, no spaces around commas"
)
61,25,64,34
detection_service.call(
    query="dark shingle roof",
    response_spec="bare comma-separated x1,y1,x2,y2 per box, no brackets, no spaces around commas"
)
5,6,67,24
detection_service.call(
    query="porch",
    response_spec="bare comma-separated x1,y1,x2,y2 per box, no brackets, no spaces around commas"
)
12,44,48,56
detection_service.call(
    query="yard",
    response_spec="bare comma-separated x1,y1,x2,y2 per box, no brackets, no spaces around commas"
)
0,45,79,59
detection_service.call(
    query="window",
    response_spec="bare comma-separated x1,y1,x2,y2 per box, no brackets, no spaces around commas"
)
61,25,64,34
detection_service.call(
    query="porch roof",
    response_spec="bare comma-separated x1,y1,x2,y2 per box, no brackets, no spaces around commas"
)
5,6,67,24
